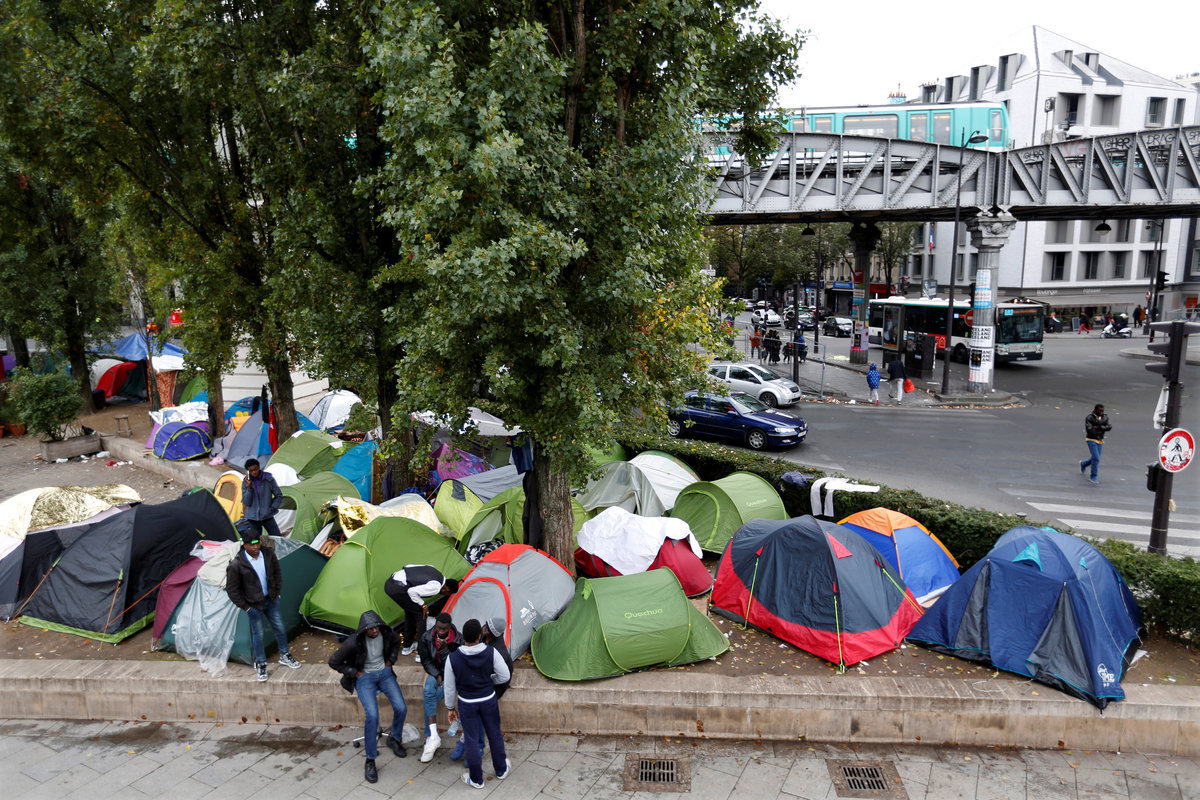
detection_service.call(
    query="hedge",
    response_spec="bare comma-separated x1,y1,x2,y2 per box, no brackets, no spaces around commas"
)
623,434,1200,641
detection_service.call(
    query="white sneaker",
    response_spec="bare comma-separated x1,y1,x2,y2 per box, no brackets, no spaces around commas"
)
496,757,512,780
401,643,417,657
420,733,440,763
446,719,461,738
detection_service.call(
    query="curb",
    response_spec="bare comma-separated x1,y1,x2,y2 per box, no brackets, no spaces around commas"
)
100,433,226,489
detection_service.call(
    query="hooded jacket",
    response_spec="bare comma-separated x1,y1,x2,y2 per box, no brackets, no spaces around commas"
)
418,622,460,679
241,471,283,522
225,545,282,611
328,610,402,694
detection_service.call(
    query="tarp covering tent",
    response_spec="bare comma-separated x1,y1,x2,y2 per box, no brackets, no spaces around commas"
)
576,450,699,518
333,439,375,500
152,422,213,461
838,508,960,604
444,544,575,659
671,472,787,554
0,484,141,545
279,472,360,543
309,389,361,431
430,442,492,487
160,538,326,672
906,526,1142,709
151,556,203,643
432,464,522,537
300,516,470,634
710,516,924,668
268,430,349,479
7,491,237,641
574,507,712,597
221,406,274,469
530,569,729,681
457,486,586,554
100,333,186,361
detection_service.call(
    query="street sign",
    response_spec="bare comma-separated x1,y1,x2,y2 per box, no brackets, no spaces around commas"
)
1158,428,1195,473
963,309,974,327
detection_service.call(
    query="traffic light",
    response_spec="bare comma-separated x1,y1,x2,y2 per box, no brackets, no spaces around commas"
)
968,282,977,307
1146,321,1200,380
900,276,910,293
1156,270,1168,292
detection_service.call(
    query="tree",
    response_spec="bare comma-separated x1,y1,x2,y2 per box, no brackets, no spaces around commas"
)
370,2,801,570
876,222,922,292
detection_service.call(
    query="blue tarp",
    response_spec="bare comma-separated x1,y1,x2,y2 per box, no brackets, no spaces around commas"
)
333,440,376,499
102,334,186,362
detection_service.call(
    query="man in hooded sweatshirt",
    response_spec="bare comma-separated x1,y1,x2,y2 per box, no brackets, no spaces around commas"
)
449,617,512,762
328,610,408,784
445,619,511,789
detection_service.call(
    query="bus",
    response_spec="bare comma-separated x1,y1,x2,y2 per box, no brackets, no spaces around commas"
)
868,296,1046,363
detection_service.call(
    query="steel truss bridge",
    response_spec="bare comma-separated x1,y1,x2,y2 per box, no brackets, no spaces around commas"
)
705,126,1200,225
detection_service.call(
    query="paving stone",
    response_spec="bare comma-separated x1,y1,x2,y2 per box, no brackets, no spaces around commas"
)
975,761,1028,800
926,760,979,800
541,752,620,800
779,756,834,800
730,758,790,798
486,760,558,800
1123,770,1184,800
1025,765,1077,800
1072,765,1130,797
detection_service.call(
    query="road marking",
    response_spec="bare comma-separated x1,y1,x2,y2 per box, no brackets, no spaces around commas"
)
1053,518,1200,545
1028,503,1200,525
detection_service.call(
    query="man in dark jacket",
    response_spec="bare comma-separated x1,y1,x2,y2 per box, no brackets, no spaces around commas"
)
886,354,906,404
328,610,408,784
450,616,512,762
445,619,511,789
1080,403,1113,485
383,565,459,656
239,458,283,539
225,530,301,682
416,612,460,762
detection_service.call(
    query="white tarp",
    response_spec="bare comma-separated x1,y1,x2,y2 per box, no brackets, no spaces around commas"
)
575,451,698,517
576,507,701,576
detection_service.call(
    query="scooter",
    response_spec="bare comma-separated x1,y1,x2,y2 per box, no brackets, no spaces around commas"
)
1101,322,1133,339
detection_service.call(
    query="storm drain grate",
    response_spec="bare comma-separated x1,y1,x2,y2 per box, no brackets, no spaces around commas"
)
623,754,690,792
827,759,907,799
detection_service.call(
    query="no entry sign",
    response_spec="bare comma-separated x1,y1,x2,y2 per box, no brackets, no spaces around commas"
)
1158,428,1195,473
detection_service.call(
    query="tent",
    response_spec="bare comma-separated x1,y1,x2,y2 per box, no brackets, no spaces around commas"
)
574,507,712,597
89,358,123,389
6,491,237,641
444,544,575,658
159,538,326,669
268,430,349,479
221,406,274,468
430,442,492,487
95,360,146,399
838,508,960,604
152,421,213,461
530,569,729,681
671,472,787,553
906,526,1143,709
279,472,360,543
309,389,361,431
179,374,207,405
585,441,627,466
457,485,586,554
710,516,924,668
300,516,470,634
101,333,186,361
432,464,522,537
151,556,203,643
212,471,246,523
333,440,375,499
576,450,699,518
0,484,141,546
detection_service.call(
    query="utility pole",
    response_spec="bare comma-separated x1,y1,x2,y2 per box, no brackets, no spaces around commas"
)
1144,320,1199,553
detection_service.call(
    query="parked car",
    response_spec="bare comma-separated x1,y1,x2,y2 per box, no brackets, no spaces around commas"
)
782,307,816,330
741,298,756,311
707,362,802,407
751,308,781,327
667,391,806,450
822,316,853,337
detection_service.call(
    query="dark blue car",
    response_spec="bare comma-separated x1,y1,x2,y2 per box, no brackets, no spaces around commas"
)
667,391,806,450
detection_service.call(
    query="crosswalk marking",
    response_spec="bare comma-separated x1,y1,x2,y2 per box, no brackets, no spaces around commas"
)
1029,502,1200,526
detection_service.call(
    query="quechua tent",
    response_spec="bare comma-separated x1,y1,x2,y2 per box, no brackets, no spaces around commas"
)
710,516,924,668
309,389,362,431
153,421,213,461
457,486,586,555
906,526,1142,709
444,544,575,658
531,569,728,681
268,430,350,479
333,440,376,500
671,471,786,554
432,465,522,538
838,508,960,604
278,472,360,542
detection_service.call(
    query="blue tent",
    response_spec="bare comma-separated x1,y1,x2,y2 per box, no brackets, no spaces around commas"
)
907,526,1142,709
153,422,212,461
333,440,376,498
102,334,186,362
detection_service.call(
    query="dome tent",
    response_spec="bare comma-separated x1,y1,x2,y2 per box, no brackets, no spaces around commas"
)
670,471,787,554
575,450,699,518
574,507,712,597
838,507,960,604
278,472,360,543
152,421,212,461
309,389,362,431
268,430,349,480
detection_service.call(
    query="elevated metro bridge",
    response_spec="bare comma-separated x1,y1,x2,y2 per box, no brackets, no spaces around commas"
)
705,126,1200,225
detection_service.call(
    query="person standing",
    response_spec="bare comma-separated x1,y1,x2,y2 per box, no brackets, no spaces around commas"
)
225,530,302,681
886,354,906,404
445,619,511,789
328,610,408,784
749,327,762,360
416,612,460,763
383,565,459,657
1079,404,1112,485
450,617,513,762
239,458,283,539
865,363,881,406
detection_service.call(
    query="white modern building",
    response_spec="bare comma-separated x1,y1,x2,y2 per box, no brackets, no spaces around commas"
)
911,27,1200,323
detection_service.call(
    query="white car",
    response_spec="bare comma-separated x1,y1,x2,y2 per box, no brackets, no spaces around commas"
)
751,308,781,327
707,362,803,407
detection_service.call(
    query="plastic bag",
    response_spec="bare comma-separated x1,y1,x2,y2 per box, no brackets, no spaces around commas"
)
903,378,915,393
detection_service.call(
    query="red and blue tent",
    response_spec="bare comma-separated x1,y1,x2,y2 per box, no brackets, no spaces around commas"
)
838,508,959,604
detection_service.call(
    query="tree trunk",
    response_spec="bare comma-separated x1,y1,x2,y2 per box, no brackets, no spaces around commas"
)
264,350,298,441
375,346,416,491
62,315,92,409
534,444,575,577
206,369,227,439
10,329,30,369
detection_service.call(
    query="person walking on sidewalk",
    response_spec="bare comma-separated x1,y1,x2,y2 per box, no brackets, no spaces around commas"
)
417,612,460,763
445,619,511,789
886,354,906,404
225,530,302,682
328,610,407,784
1079,404,1112,485
866,363,881,405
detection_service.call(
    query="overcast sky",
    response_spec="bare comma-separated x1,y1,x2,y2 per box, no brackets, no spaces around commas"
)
757,1,1200,107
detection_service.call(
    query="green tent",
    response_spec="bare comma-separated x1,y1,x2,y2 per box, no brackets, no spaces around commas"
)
671,471,787,554
281,472,360,543
268,430,350,479
299,516,470,634
584,441,627,466
179,374,207,404
530,570,729,681
160,538,326,665
458,486,587,553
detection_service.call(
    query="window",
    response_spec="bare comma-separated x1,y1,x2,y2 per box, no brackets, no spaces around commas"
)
955,253,965,282
1111,252,1127,280
969,67,983,101
990,110,1004,143
1174,99,1186,126
1046,220,1073,244
812,116,833,133
997,55,1015,91
843,114,898,138
1048,252,1067,281
932,113,951,144
1059,94,1081,128
1092,96,1118,126
909,113,928,142
1116,219,1132,243
920,84,937,104
911,254,923,277
1083,252,1100,280
1141,252,1156,279
1147,97,1166,127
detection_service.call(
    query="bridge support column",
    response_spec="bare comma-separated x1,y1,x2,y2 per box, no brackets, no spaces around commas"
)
848,222,881,365
965,210,1017,394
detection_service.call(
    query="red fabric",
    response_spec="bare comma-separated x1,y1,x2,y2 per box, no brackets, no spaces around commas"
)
826,532,854,559
268,406,278,452
97,361,137,398
575,540,713,597
152,556,203,640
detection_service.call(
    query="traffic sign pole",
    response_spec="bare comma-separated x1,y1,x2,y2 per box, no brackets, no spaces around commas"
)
1145,321,1200,553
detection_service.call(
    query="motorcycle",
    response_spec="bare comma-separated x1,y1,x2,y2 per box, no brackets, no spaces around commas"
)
1101,322,1133,339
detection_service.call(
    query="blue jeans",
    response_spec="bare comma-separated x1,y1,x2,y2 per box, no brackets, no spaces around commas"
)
1081,440,1103,480
246,598,290,666
460,696,506,784
238,515,281,540
423,674,444,726
356,668,407,760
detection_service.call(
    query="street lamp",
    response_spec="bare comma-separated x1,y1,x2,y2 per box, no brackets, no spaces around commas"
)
940,130,989,396
801,223,822,358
